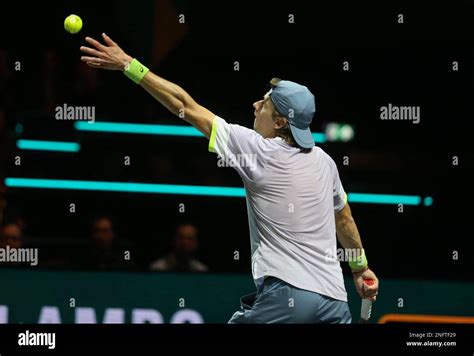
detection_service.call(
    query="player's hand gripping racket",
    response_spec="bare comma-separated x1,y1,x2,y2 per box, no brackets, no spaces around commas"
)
359,279,375,323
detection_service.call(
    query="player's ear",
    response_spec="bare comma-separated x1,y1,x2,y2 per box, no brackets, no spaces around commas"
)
273,116,288,130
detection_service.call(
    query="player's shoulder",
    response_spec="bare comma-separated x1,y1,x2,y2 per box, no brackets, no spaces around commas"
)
217,115,267,144
314,146,338,168
313,145,330,160
216,115,255,134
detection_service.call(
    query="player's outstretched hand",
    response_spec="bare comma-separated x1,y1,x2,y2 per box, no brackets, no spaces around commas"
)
80,33,132,71
353,268,379,301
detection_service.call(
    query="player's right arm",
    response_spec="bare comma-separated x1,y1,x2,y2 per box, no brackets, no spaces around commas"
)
335,203,379,301
79,33,214,138
329,155,379,301
335,203,364,256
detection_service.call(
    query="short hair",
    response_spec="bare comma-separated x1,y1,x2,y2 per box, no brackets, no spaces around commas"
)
268,78,297,147
270,77,282,88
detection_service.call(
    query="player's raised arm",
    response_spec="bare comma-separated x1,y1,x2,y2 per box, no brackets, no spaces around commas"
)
79,33,214,138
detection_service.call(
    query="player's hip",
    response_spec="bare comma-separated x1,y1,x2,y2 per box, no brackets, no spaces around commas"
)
228,276,352,324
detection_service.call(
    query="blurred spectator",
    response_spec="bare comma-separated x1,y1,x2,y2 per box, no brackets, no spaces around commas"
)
78,217,136,271
149,223,209,272
0,222,23,249
92,217,115,247
0,221,29,268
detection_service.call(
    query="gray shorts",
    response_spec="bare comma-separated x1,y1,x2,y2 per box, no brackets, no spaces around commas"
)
228,276,352,324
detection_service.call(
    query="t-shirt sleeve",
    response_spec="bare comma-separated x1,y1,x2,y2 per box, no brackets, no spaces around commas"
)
208,115,266,182
330,158,347,212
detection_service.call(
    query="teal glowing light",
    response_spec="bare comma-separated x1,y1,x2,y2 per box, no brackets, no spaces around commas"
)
347,193,422,206
16,140,80,152
75,121,327,143
5,178,430,206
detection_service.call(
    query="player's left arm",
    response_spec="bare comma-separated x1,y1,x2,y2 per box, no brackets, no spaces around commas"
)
140,72,214,138
79,33,214,138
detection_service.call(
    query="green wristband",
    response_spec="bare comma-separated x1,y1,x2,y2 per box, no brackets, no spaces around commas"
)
124,58,149,84
348,249,368,271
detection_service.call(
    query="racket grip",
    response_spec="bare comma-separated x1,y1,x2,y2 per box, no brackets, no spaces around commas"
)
360,279,375,321
360,299,373,320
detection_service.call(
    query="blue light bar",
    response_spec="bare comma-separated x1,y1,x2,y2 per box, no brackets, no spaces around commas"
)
347,193,421,206
74,122,205,137
4,178,245,197
75,121,327,143
16,140,80,152
312,132,327,143
5,178,429,206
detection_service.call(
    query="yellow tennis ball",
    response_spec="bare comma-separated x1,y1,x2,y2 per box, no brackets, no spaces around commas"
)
64,15,83,34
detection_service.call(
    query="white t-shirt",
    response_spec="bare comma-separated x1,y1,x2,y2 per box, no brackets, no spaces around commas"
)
209,116,348,302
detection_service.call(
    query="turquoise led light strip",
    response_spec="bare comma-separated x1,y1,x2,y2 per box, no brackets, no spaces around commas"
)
5,178,245,197
5,178,428,205
312,133,327,143
75,122,205,137
75,121,327,143
347,193,421,206
17,140,80,152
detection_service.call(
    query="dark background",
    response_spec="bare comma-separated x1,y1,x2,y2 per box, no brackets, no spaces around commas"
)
0,1,472,280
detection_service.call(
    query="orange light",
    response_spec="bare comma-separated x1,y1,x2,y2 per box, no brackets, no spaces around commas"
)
378,314,474,324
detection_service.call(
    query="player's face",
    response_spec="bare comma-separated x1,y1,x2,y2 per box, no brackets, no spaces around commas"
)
253,94,276,138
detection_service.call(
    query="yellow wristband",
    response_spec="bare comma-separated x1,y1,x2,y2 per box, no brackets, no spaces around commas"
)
124,58,149,84
349,249,368,271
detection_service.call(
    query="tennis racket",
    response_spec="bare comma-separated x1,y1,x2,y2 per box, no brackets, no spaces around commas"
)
359,279,375,323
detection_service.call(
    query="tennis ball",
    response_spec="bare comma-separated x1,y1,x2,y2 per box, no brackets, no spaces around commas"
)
64,15,83,34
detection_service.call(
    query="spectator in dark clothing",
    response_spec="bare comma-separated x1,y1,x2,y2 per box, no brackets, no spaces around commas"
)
0,222,32,268
80,217,135,271
149,223,209,272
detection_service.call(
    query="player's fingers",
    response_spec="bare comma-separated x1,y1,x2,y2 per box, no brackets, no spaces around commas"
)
80,46,106,58
86,62,101,68
365,291,377,299
365,284,378,292
364,289,378,298
85,37,107,51
102,33,117,47
81,56,106,64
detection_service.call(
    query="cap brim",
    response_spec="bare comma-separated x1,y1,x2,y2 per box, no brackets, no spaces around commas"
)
289,124,314,149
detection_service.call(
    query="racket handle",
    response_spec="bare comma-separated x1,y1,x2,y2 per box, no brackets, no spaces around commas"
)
360,299,373,321
360,279,375,321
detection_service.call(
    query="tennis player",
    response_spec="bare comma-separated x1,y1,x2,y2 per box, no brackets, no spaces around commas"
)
80,33,379,323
